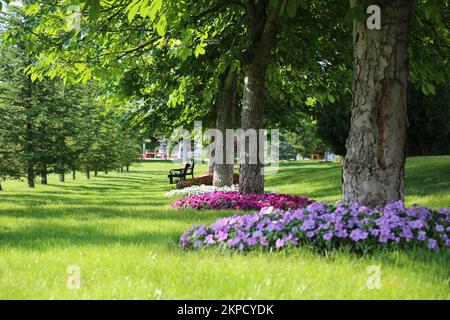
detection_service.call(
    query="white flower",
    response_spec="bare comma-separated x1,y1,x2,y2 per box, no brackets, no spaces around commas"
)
165,184,277,197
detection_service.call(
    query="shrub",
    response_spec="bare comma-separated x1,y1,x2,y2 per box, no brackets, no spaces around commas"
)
172,191,313,211
180,201,450,252
176,174,239,189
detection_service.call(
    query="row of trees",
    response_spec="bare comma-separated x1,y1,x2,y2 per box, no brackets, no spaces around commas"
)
0,43,141,191
2,1,449,207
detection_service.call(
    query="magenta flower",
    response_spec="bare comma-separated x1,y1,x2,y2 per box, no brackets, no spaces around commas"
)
172,191,313,211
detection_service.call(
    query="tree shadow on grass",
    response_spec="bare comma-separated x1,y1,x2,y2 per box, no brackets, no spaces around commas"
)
405,156,450,199
0,195,173,209
0,222,181,250
0,203,231,223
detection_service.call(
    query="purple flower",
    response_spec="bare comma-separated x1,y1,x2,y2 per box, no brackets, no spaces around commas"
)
418,231,427,241
218,231,228,241
275,239,285,249
323,231,333,241
260,236,269,246
180,200,450,253
428,238,438,250
350,229,369,241
205,234,215,245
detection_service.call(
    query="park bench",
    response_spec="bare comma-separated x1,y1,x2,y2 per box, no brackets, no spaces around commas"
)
168,160,195,184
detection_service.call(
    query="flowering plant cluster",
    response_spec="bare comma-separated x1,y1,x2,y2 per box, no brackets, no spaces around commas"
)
180,201,450,252
166,184,240,197
176,174,239,189
172,191,313,211
165,184,277,197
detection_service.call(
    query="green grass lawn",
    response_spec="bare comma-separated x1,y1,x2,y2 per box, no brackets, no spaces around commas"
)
1,156,449,299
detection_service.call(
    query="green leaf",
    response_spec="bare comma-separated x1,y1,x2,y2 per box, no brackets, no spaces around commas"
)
87,0,101,21
286,0,297,18
344,5,365,25
422,83,436,95
328,93,335,103
278,0,287,16
149,0,163,20
194,45,205,58
139,0,150,17
25,3,40,16
127,1,140,22
156,16,167,37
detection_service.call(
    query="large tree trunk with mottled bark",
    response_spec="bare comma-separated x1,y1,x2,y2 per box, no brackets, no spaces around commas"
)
213,68,237,187
239,0,280,195
240,64,266,194
342,0,413,207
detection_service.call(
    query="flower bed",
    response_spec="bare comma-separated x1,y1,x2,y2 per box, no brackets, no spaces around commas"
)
180,201,450,252
165,184,277,197
172,191,313,211
176,174,239,189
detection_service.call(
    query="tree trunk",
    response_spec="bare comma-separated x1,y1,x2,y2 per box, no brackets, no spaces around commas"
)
0,182,2,191
94,168,98,177
240,64,266,194
342,0,413,207
24,74,35,189
239,1,280,194
105,170,108,175
86,166,90,179
40,163,48,185
25,122,35,188
27,161,35,188
208,145,215,176
72,170,76,180
126,165,129,172
59,172,65,183
213,67,237,187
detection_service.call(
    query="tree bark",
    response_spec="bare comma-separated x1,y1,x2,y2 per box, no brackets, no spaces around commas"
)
72,170,76,180
40,163,48,185
126,165,129,172
239,0,280,194
0,182,2,191
24,74,35,189
25,122,35,188
94,168,98,177
59,172,65,183
208,145,215,176
342,0,413,207
86,166,90,179
213,67,237,187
